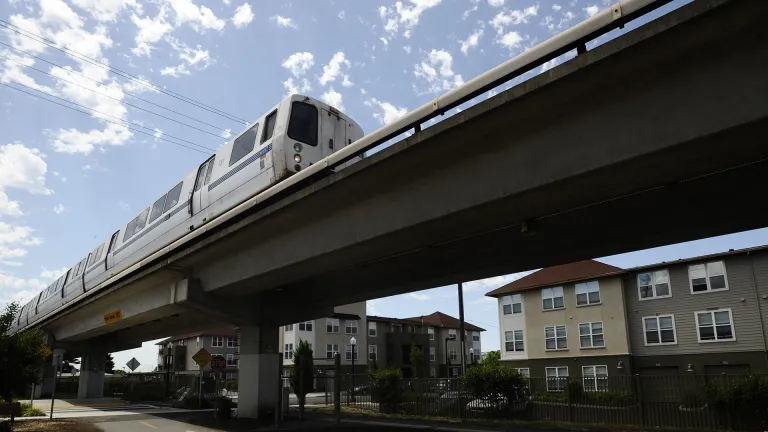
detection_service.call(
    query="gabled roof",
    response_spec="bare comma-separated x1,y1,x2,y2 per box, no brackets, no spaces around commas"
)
406,312,485,332
485,260,625,297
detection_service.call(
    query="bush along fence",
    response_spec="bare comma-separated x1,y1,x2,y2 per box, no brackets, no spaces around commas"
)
291,360,768,431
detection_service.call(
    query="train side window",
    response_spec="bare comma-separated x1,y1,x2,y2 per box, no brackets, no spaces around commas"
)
95,244,104,261
287,101,318,146
194,160,208,192
124,218,137,242
149,194,167,223
229,124,259,166
163,182,183,213
204,156,216,185
134,207,150,233
262,110,277,143
86,245,99,267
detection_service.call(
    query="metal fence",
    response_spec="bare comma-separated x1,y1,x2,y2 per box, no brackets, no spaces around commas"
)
294,373,768,431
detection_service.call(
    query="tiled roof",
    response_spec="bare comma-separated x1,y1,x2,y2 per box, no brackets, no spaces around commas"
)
485,260,625,297
406,312,485,332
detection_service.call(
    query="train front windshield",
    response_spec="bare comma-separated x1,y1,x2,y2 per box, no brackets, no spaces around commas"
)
287,101,319,146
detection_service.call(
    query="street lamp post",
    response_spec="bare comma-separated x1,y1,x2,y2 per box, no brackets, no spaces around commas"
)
469,348,474,366
350,337,357,402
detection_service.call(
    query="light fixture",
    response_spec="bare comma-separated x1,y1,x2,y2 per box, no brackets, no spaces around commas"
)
616,360,624,370
294,154,302,163
294,143,303,152
350,337,356,346
687,364,694,372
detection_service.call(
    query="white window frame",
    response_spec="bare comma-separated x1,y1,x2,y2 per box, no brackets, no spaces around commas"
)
642,314,677,346
345,320,358,335
472,332,480,342
226,354,235,366
502,294,523,315
448,329,457,340
546,366,568,391
575,281,601,306
284,344,293,359
212,336,223,348
688,261,729,294
578,321,605,349
542,287,565,310
695,308,736,343
284,324,294,331
325,344,339,359
368,322,377,337
226,337,234,348
428,327,435,340
637,269,672,300
582,365,608,392
326,318,339,333
368,345,377,361
544,325,567,350
298,321,313,332
449,348,457,361
430,347,435,361
504,330,524,352
345,344,359,360
515,368,530,378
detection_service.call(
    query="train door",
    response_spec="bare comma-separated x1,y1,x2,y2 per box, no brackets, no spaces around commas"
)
191,156,215,216
321,109,348,158
105,231,120,270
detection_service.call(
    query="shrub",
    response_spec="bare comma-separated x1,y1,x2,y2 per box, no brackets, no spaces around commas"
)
462,363,529,411
289,340,314,406
368,368,403,412
20,404,44,417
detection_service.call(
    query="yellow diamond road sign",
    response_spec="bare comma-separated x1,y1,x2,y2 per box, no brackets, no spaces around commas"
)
40,344,52,358
192,348,212,368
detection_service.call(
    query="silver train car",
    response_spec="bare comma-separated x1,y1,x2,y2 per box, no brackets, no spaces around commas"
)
12,94,365,331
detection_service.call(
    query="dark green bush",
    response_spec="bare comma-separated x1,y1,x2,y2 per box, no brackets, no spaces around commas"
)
368,368,403,412
462,363,529,410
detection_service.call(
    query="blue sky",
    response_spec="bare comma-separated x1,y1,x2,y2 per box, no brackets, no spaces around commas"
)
1,0,754,372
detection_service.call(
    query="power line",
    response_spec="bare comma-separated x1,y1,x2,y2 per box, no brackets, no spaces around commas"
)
0,41,231,133
0,52,230,140
4,79,216,152
1,83,212,155
0,19,250,125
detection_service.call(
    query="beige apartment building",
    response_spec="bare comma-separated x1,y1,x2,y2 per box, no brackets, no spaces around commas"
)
156,327,239,380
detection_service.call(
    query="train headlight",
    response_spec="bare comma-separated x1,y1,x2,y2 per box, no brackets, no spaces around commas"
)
293,143,303,152
294,154,302,163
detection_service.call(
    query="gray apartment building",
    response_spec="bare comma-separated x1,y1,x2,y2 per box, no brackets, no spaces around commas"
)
156,327,239,380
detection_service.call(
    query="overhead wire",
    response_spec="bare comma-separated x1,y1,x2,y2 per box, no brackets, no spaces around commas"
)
0,52,232,140
0,82,213,155
0,19,250,125
0,41,232,134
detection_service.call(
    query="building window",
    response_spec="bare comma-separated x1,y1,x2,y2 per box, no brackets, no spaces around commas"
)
345,344,359,360
515,368,530,378
368,322,377,337
582,365,608,392
696,309,735,342
325,344,339,359
472,332,480,342
579,322,604,348
431,368,436,378
448,329,457,340
326,318,339,333
502,294,523,315
284,344,293,359
196,336,200,348
643,315,677,345
546,367,568,391
638,269,671,300
545,325,567,350
177,339,185,346
298,321,313,331
430,347,435,361
226,337,234,348
689,261,728,293
504,330,524,352
226,354,235,366
542,287,565,310
428,327,435,340
575,281,601,306
451,368,459,378
368,345,377,361
212,336,224,347
449,348,457,361
285,324,294,331
345,320,358,335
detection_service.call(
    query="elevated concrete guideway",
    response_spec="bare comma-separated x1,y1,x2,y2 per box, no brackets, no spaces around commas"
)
37,0,768,350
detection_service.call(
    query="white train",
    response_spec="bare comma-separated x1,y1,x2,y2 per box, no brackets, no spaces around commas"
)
12,94,365,331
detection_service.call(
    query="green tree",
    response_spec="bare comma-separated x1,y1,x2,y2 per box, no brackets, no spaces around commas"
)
483,350,501,366
105,353,115,374
289,339,314,407
409,344,423,379
0,302,47,402
462,362,529,412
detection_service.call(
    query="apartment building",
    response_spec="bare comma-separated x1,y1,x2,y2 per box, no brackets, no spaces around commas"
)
486,260,632,386
156,327,239,379
280,302,367,375
367,312,484,378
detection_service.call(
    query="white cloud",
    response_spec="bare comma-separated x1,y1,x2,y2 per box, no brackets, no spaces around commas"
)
130,10,173,56
52,123,132,154
0,142,53,195
407,292,430,301
1,54,55,93
488,0,504,6
460,27,484,55
232,3,254,28
584,5,599,17
271,15,297,29
552,4,562,10
160,39,215,78
498,31,523,49
167,0,226,32
341,75,353,87
39,267,68,280
319,52,351,86
367,299,381,316
403,45,412,54
364,98,408,125
52,204,65,214
413,49,464,94
490,5,539,35
338,10,345,20
70,0,139,22
320,87,344,111
0,222,39,245
379,0,442,38
462,5,478,20
0,192,22,217
282,77,311,95
463,271,534,293
281,52,314,77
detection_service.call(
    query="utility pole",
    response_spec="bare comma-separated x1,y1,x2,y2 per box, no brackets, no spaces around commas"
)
458,282,467,376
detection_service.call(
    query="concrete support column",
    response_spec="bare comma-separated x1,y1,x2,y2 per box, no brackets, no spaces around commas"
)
77,345,107,399
237,325,280,419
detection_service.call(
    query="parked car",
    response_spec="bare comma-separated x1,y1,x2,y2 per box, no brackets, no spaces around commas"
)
432,391,474,415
